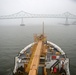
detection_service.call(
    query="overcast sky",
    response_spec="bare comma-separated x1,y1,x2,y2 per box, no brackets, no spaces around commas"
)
0,0,76,15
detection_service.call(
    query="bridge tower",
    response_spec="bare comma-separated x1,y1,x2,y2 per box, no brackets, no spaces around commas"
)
65,17,69,25
20,18,25,26
64,12,70,25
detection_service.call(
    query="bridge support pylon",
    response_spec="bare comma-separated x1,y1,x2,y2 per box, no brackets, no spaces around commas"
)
64,17,69,25
20,18,25,26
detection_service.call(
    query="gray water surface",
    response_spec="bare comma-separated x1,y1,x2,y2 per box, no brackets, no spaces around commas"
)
0,25,76,75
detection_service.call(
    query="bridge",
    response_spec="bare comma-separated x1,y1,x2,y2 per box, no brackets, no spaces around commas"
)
0,11,76,25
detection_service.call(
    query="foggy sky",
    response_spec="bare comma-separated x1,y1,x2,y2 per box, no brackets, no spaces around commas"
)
0,0,76,15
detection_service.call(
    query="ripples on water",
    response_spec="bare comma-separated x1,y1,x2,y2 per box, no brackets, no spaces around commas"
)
0,25,76,75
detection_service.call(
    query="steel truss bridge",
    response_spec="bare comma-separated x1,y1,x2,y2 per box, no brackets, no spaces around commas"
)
0,11,76,25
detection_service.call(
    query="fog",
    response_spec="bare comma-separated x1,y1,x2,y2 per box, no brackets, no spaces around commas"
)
0,0,76,25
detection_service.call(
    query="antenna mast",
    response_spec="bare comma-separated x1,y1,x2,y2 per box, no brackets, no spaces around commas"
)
42,22,44,35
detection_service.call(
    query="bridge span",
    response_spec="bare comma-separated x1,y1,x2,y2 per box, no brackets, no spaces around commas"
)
0,11,76,25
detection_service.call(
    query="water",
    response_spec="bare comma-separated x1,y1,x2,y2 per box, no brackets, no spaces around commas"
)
0,25,76,75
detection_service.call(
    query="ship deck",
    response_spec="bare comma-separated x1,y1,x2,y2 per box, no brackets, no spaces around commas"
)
13,41,70,75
